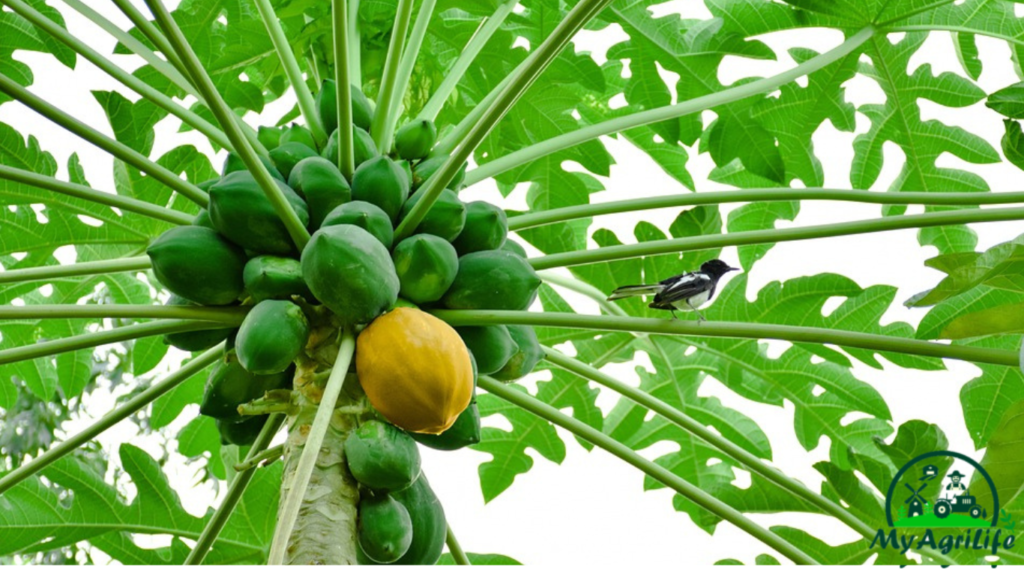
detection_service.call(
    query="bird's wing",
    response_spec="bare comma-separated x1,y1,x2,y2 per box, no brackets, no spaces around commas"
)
653,273,713,303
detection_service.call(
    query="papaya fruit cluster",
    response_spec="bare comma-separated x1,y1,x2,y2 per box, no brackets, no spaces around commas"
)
145,81,546,558
345,414,446,564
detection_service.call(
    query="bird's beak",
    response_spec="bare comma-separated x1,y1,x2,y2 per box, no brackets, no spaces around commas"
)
728,267,740,272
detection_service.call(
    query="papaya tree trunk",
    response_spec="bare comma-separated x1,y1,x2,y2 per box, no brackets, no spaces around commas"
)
276,324,363,565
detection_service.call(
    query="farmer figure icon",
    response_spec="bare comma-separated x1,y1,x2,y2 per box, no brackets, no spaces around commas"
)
943,470,967,501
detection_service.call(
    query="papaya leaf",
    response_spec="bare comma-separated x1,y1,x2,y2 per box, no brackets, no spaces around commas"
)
960,335,1024,449
473,384,566,503
0,444,276,563
906,235,1024,308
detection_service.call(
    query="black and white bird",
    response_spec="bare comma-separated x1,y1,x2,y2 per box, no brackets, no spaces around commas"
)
606,259,739,321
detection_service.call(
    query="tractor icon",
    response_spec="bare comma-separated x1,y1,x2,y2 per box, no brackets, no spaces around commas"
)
934,488,986,520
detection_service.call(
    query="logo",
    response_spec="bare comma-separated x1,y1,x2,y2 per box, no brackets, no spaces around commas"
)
869,450,1016,557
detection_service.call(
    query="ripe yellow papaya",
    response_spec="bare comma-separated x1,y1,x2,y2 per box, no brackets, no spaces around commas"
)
355,308,473,434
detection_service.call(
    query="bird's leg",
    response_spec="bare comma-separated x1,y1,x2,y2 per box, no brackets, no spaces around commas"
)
670,309,678,320
688,303,707,324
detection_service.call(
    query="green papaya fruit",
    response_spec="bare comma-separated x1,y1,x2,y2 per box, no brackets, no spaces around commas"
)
301,224,400,324
411,155,466,191
243,255,314,302
320,201,394,247
287,157,352,229
394,119,437,160
358,494,413,564
492,325,542,381
280,123,317,151
344,419,421,491
442,250,540,311
147,226,246,306
258,125,284,151
351,155,410,222
217,414,268,446
390,475,446,565
392,234,458,304
222,152,285,181
192,209,214,228
317,79,374,133
197,178,220,192
399,188,466,242
269,142,320,181
410,392,480,451
208,171,310,255
162,295,234,351
396,159,413,191
500,238,527,258
200,358,294,422
322,126,378,168
235,299,309,375
452,201,508,254
455,325,518,375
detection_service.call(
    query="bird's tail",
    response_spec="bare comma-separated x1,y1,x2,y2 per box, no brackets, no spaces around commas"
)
607,284,662,301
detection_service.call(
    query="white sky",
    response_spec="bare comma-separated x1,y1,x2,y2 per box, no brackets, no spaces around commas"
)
2,0,1023,568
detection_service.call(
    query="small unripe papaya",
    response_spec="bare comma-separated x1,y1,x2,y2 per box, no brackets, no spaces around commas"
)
200,358,294,422
301,224,399,325
208,171,310,255
452,201,508,254
280,123,317,151
394,119,437,160
258,125,283,151
455,325,518,375
345,419,422,491
392,234,458,304
287,157,351,229
492,325,543,381
217,414,268,446
197,178,219,193
235,299,309,375
243,255,314,302
320,201,394,247
396,159,413,191
442,250,540,311
358,494,414,564
317,79,374,133
269,142,320,181
322,126,378,168
351,155,410,222
399,188,466,241
192,209,214,229
391,475,446,565
147,226,246,305
411,155,466,190
500,238,528,258
410,389,480,451
162,295,234,351
222,152,284,181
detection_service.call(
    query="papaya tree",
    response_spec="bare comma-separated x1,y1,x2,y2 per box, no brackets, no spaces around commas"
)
2,0,1024,566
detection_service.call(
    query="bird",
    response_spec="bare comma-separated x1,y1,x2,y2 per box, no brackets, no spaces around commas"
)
606,259,740,322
